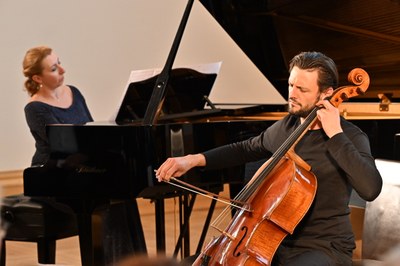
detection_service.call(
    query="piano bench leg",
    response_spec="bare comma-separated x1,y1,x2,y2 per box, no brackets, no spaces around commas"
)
37,238,56,264
0,238,56,266
1,240,5,266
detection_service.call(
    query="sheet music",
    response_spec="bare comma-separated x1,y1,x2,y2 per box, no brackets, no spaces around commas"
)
109,62,222,121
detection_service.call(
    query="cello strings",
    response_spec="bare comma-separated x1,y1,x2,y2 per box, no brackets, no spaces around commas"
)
231,107,319,202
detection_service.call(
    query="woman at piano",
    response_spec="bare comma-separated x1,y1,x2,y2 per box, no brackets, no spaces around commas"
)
21,45,140,264
22,45,93,166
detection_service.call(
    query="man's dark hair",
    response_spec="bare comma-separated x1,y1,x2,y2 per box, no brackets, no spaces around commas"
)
289,51,339,92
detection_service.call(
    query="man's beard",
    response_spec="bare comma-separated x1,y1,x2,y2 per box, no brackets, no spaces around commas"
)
288,95,320,118
289,105,314,118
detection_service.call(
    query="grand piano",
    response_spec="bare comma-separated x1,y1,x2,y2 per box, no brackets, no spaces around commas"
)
23,0,400,265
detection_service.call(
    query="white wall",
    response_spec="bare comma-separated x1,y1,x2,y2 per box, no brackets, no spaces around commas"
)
0,0,285,171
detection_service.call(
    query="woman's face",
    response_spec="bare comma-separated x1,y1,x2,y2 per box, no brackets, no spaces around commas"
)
34,52,66,90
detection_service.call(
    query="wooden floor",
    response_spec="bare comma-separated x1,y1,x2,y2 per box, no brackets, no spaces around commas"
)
2,187,231,266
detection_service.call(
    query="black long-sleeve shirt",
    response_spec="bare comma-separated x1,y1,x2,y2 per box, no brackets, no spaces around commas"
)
202,114,382,261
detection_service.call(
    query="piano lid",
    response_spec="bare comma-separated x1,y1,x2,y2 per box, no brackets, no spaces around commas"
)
199,0,400,101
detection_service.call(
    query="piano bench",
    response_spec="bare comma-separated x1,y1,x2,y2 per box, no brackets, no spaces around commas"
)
0,194,78,265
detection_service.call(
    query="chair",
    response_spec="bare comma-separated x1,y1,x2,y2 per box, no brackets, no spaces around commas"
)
349,204,364,260
0,194,78,265
352,159,400,266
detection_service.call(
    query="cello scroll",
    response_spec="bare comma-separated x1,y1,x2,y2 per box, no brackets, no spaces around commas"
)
330,68,370,107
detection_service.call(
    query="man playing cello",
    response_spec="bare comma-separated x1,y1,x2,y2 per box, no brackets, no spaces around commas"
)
156,51,382,266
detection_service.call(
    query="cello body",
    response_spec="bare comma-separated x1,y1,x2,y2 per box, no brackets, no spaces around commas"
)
193,157,317,265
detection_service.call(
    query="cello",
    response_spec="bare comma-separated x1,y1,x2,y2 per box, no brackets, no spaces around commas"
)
189,68,370,265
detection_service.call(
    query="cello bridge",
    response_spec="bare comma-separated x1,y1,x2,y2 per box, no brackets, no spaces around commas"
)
211,225,235,241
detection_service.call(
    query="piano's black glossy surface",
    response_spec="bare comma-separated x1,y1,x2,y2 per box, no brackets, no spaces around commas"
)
24,120,275,200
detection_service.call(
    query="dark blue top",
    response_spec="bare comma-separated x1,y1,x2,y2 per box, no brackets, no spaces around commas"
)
24,85,93,166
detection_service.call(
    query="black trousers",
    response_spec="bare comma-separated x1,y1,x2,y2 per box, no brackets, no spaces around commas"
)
272,245,352,266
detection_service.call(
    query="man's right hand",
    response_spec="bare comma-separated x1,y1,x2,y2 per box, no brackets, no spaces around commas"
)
155,153,206,182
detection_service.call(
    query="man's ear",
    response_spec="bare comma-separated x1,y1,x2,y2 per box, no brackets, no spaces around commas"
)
321,87,334,100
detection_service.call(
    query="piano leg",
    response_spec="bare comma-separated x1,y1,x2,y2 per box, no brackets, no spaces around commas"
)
173,194,196,258
154,198,166,254
180,194,192,257
73,200,106,266
152,193,195,257
67,199,147,266
151,192,218,260
124,199,148,254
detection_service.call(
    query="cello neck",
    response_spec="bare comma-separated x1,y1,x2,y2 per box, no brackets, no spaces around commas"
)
272,108,318,161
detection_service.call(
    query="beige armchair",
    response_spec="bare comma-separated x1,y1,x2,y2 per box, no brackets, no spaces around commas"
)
352,159,400,266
